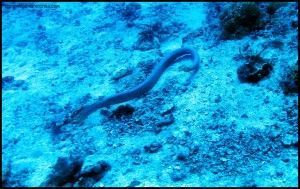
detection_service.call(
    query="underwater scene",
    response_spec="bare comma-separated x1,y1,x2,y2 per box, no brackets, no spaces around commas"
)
2,2,298,187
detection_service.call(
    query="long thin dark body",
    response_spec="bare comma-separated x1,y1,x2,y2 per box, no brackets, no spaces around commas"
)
67,47,200,124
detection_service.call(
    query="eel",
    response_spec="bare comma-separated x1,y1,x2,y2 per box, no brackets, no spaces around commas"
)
63,47,200,125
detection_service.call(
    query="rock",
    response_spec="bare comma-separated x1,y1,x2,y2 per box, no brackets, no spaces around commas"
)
190,143,200,155
281,157,290,163
281,134,298,147
144,142,162,153
154,114,175,133
276,171,284,177
156,114,175,128
237,56,273,83
291,20,298,29
112,67,133,80
2,76,15,90
79,161,111,178
264,96,270,104
170,170,186,182
176,153,187,161
160,104,175,116
131,148,141,156
241,114,248,118
2,76,28,90
176,147,190,161
41,156,83,187
76,161,111,187
2,76,14,83
13,80,26,88
266,39,284,49
214,95,222,103
130,148,143,165
128,180,141,187
74,20,80,26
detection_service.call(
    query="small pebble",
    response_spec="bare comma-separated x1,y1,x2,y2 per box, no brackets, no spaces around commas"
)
112,67,132,80
170,170,186,182
160,104,175,116
241,114,248,118
128,180,141,187
214,95,222,103
157,114,175,127
144,142,162,153
281,157,290,163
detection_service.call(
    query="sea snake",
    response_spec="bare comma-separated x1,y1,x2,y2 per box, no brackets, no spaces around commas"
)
63,47,200,125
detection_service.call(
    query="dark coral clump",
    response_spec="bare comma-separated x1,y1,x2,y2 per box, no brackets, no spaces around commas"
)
41,156,111,187
220,2,263,39
112,104,135,119
134,22,168,50
41,156,83,187
265,2,284,15
2,76,14,84
121,3,141,22
237,54,273,83
134,21,184,51
280,63,298,95
104,2,141,27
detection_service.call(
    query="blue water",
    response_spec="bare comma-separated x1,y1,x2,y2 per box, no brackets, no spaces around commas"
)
2,2,298,187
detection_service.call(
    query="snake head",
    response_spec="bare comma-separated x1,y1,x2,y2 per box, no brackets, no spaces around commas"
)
61,107,87,125
69,107,88,124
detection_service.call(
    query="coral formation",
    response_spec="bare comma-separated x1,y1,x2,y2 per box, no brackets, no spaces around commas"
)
237,55,273,83
220,2,263,39
111,104,135,119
